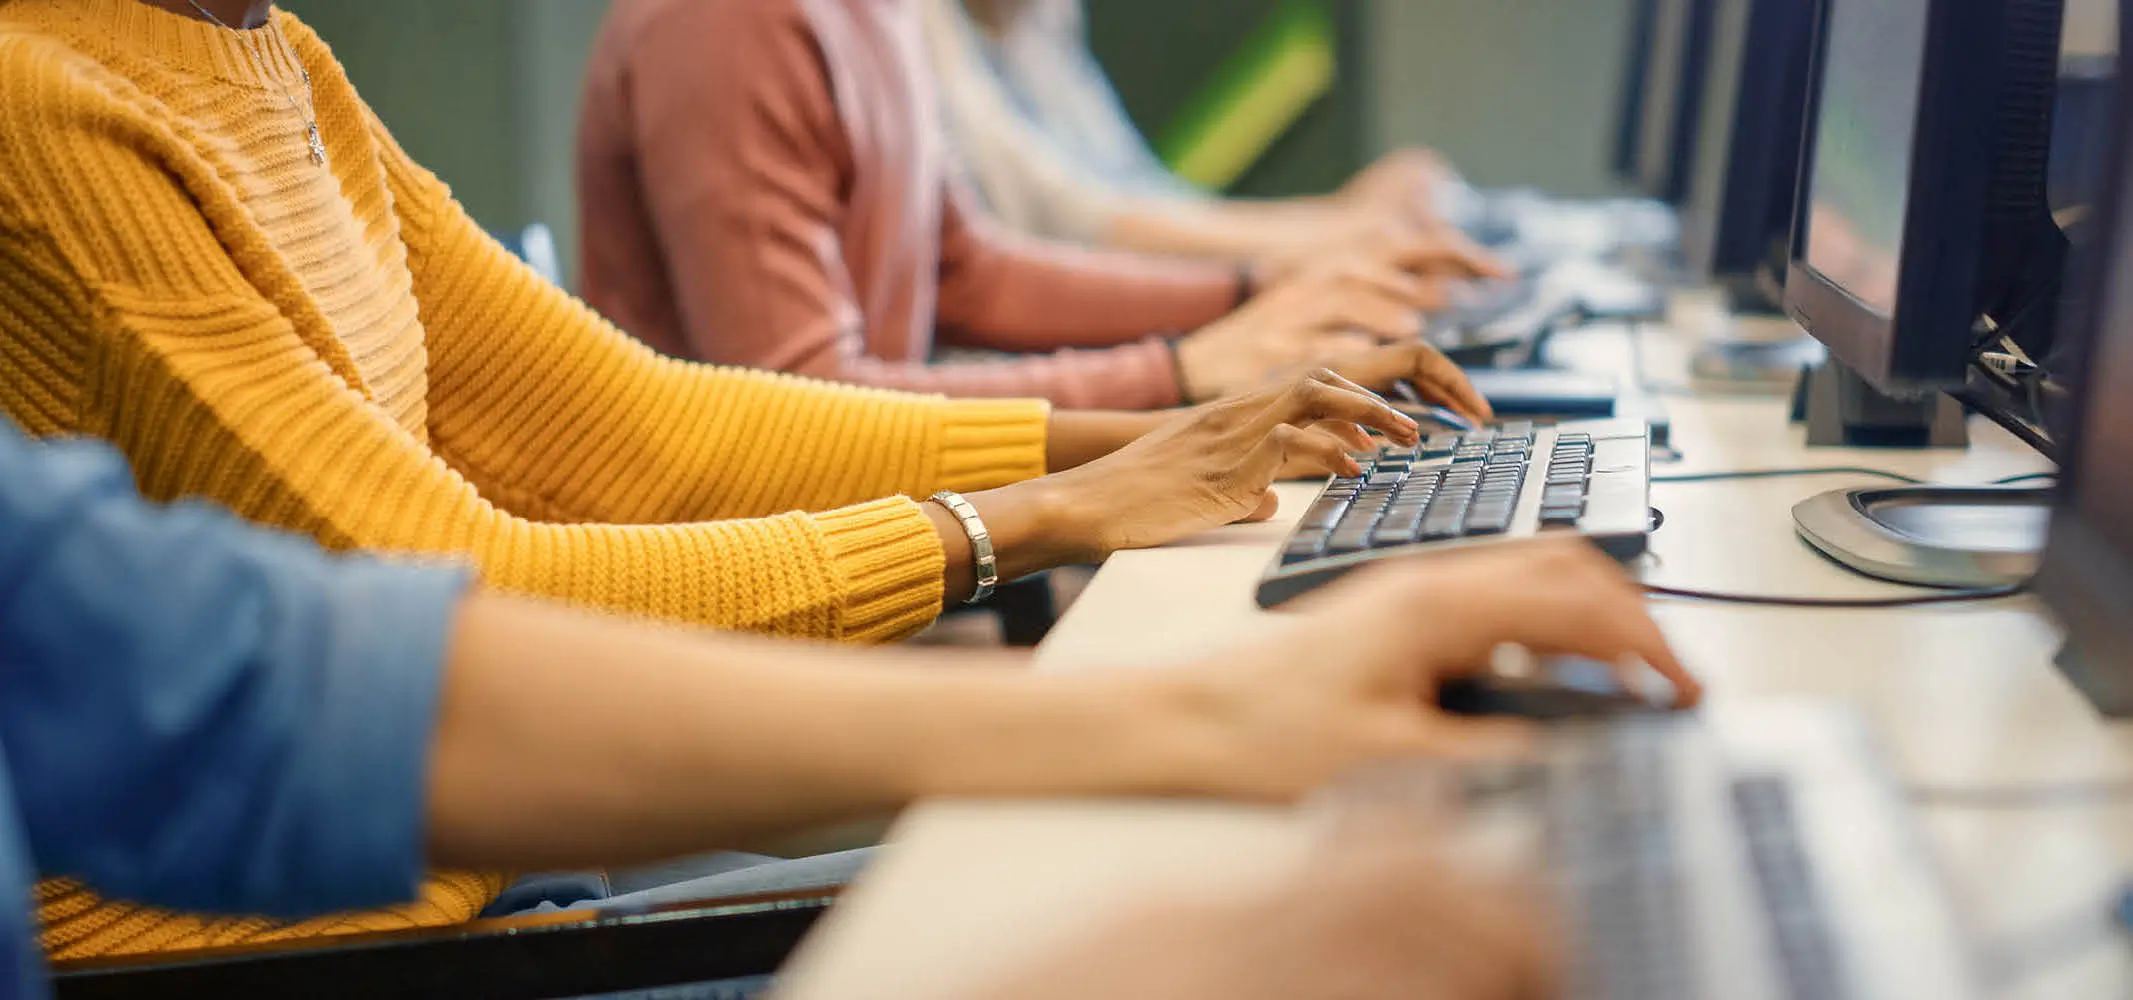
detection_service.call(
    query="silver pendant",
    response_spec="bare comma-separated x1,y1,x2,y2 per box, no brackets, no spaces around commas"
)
306,123,328,167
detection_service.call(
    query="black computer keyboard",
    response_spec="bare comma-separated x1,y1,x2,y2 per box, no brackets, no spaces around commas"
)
1255,418,1653,607
1548,728,1847,1000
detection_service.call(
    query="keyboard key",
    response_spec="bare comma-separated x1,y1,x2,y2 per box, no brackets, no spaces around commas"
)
1419,518,1463,540
1419,433,1461,458
1326,524,1376,553
1297,498,1350,530
1540,506,1582,526
1497,421,1534,439
1283,537,1327,563
1367,471,1406,487
1396,476,1442,497
1371,519,1421,546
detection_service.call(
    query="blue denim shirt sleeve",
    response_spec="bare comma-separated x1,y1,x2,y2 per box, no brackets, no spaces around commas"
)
0,425,471,919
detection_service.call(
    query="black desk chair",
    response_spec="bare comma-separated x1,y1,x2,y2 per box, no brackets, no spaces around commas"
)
53,888,835,1000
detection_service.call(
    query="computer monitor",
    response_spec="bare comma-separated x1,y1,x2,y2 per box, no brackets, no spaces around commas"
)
2037,4,2132,715
1631,0,1718,204
1782,0,2075,589
1679,0,1819,303
1783,0,2069,395
1611,0,1663,182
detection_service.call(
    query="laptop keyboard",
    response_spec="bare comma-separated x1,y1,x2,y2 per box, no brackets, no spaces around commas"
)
1550,730,1846,1000
1282,423,1598,565
1733,777,1849,1000
1552,729,1696,1000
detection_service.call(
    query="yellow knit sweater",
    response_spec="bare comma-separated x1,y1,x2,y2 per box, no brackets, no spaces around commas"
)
0,0,1050,959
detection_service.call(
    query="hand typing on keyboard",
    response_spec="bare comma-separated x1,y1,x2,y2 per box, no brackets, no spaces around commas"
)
1043,368,1424,554
1174,246,1505,406
1312,341,1496,423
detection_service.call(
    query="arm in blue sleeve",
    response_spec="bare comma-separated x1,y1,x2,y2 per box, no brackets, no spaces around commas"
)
0,426,473,917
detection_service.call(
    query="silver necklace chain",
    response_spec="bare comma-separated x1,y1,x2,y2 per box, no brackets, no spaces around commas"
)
180,1,328,167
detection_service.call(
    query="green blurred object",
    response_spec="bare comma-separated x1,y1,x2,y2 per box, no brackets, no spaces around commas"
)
1086,0,1370,198
1154,1,1338,191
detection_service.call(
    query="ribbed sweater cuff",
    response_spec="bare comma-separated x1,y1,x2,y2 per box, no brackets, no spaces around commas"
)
935,397,1052,487
813,497,948,643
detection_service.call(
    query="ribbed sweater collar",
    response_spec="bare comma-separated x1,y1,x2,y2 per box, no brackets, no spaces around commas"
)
10,0,309,89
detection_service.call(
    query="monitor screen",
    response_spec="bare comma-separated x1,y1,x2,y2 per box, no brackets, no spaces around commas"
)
1636,0,1692,193
1800,0,1931,317
1681,0,1751,273
1612,0,1664,179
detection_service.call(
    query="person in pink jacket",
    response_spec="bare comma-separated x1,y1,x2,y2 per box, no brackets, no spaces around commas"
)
575,0,1498,410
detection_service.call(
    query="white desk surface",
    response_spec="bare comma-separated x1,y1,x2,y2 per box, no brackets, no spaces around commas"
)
779,324,2133,1000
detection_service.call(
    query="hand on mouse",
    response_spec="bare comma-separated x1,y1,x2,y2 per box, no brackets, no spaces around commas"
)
1120,539,1699,802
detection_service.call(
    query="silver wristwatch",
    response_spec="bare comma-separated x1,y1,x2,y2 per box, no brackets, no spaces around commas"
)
927,490,998,603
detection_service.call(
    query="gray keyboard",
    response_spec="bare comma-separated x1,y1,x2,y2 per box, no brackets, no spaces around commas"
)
1255,418,1653,607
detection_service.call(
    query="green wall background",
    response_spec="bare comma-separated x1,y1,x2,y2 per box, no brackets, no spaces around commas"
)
1369,0,1638,197
284,0,1640,282
283,0,609,284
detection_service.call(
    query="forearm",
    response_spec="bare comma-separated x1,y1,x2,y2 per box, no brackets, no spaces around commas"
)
938,193,1241,346
425,593,1209,871
1101,201,1358,263
1046,409,1170,471
922,477,1095,603
793,345,1185,412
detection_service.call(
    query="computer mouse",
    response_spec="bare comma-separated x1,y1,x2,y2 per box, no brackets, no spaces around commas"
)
1437,658,1678,720
1437,676,1666,720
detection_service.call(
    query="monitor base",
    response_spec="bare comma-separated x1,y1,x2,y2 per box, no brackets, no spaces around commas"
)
1789,361,1968,448
1791,486,2051,587
2054,643,2133,718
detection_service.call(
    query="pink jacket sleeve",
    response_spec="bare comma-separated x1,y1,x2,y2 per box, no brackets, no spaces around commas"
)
622,0,1205,409
934,181,1242,351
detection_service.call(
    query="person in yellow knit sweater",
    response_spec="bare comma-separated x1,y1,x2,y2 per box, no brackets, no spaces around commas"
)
0,0,1504,965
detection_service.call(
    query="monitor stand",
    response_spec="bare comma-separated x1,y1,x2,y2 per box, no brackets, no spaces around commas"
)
2054,642,2133,718
1789,360,1967,448
1784,361,2047,588
1791,485,2052,587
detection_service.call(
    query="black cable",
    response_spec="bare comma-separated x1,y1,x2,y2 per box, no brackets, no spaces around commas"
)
1651,466,1924,485
1652,467,2059,487
1993,471,2058,485
1640,582,2028,608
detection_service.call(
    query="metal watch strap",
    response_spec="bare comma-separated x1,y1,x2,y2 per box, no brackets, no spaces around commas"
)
927,491,998,604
